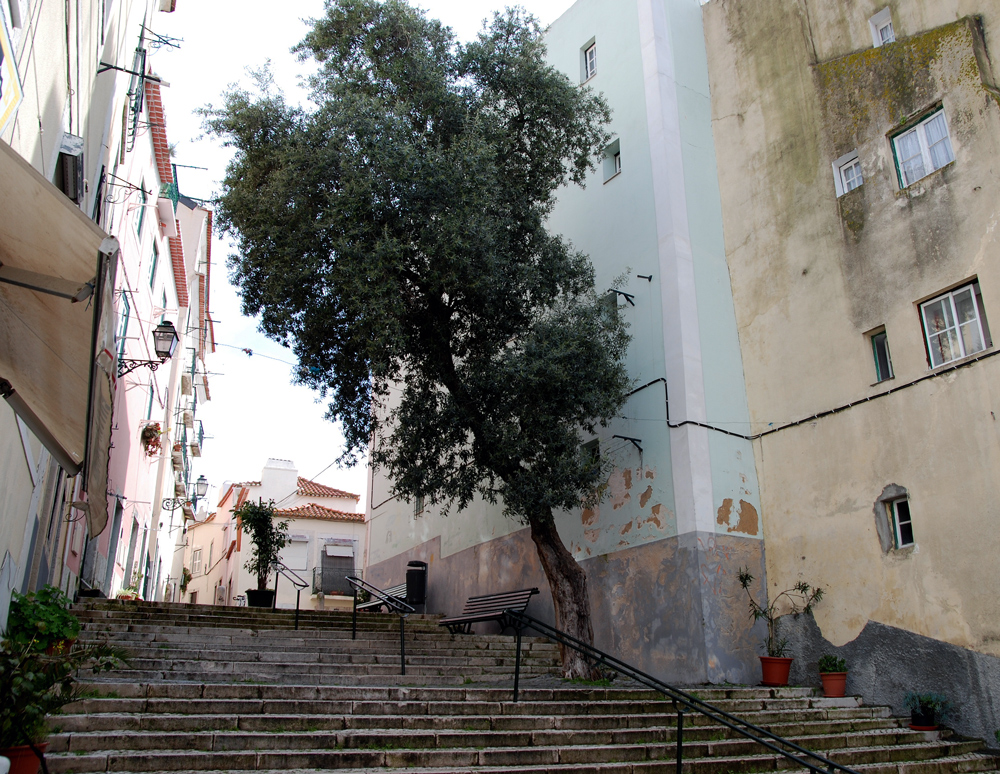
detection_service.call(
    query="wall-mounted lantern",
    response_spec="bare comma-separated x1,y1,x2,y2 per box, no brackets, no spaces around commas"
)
118,320,179,377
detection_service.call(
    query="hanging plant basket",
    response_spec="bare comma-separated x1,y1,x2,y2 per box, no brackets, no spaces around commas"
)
140,423,162,457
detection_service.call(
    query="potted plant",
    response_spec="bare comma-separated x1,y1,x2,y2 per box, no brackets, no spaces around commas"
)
904,691,953,730
1,587,129,774
6,587,80,655
139,422,162,457
817,654,848,697
738,566,824,687
235,498,289,608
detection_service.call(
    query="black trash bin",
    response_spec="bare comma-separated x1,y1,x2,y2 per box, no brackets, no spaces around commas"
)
406,560,428,606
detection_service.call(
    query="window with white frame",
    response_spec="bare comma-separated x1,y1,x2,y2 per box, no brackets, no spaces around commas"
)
191,548,202,575
582,40,597,82
870,328,893,382
887,497,913,548
281,534,309,570
869,8,895,47
892,110,954,188
832,150,863,197
603,139,621,182
920,282,991,367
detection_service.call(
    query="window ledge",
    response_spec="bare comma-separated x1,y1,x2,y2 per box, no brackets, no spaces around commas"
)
603,171,622,185
870,376,895,388
897,160,955,196
927,345,993,373
581,74,596,86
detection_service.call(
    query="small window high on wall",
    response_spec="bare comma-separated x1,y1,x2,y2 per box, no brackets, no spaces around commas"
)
869,8,895,47
892,109,954,188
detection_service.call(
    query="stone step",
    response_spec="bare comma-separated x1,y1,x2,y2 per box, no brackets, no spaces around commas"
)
43,738,990,773
50,710,901,736
49,723,956,755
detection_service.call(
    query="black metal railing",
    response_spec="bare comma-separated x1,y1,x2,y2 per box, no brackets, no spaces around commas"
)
346,576,414,675
272,562,308,629
507,611,860,774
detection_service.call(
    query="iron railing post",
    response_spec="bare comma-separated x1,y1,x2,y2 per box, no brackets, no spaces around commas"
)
513,627,523,703
295,588,301,630
352,584,359,640
272,570,279,610
400,615,406,676
676,703,686,774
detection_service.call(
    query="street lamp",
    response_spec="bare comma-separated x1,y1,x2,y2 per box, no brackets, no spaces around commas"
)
162,474,209,512
118,320,179,377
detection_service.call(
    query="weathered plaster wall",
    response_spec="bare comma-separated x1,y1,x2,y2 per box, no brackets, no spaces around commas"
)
368,527,765,684
782,613,1000,743
704,0,1000,665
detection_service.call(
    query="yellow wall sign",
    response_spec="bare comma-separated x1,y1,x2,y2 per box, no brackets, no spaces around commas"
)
0,17,23,135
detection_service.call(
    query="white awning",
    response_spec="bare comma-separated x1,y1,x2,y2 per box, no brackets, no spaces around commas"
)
0,139,117,535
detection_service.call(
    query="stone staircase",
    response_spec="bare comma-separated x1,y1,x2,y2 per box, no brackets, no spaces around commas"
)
42,600,997,774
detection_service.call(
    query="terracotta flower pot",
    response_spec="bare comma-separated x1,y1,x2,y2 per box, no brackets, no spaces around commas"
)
759,656,793,687
0,743,47,774
820,671,847,697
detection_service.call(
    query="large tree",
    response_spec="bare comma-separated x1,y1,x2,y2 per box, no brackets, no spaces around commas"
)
206,0,630,676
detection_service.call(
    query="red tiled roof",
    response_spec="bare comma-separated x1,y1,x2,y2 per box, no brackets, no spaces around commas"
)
297,477,359,499
145,78,188,308
276,503,365,522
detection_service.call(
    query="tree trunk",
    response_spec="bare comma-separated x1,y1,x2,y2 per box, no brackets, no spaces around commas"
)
527,506,601,680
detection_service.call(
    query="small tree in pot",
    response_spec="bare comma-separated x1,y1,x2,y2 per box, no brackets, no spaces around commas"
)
739,566,824,686
235,498,289,607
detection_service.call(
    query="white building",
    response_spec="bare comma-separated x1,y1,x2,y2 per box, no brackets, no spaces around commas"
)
182,459,364,610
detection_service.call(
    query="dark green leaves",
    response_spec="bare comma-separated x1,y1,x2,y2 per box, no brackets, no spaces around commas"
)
206,0,627,523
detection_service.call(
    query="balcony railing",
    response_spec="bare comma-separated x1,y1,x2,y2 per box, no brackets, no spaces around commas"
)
312,566,359,596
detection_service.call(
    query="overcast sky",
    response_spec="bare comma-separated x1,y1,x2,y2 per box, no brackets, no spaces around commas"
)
150,1,575,511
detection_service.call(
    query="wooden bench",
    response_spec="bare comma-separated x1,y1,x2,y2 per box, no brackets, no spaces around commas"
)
438,587,539,635
356,582,408,613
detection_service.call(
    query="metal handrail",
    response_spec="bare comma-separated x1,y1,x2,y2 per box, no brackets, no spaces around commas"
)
347,576,414,675
507,610,860,774
273,562,308,629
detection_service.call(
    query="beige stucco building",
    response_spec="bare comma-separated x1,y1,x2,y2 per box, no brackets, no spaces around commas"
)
704,0,1000,739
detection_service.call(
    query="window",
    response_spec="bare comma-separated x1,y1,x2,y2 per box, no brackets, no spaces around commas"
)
116,294,131,359
136,180,147,236
414,494,425,517
887,497,913,548
581,39,597,82
149,243,158,288
207,541,213,570
920,282,991,367
892,110,954,188
191,548,202,575
320,543,354,595
603,139,621,182
869,8,895,47
281,534,309,571
54,133,84,205
870,329,893,382
832,150,863,197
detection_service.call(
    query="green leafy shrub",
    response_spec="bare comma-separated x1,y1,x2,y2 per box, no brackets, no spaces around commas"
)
6,585,81,653
0,639,129,746
903,691,953,722
818,654,847,673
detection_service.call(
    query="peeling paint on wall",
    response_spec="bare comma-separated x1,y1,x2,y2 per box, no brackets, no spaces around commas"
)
717,498,760,536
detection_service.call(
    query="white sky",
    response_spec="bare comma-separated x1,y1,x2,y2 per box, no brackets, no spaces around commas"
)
150,1,575,511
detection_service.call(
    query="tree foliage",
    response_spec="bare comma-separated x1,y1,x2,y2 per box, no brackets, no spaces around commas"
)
206,0,630,670
235,499,290,591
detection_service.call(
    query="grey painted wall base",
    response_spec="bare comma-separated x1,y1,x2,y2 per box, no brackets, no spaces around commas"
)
782,613,1000,743
367,527,765,686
